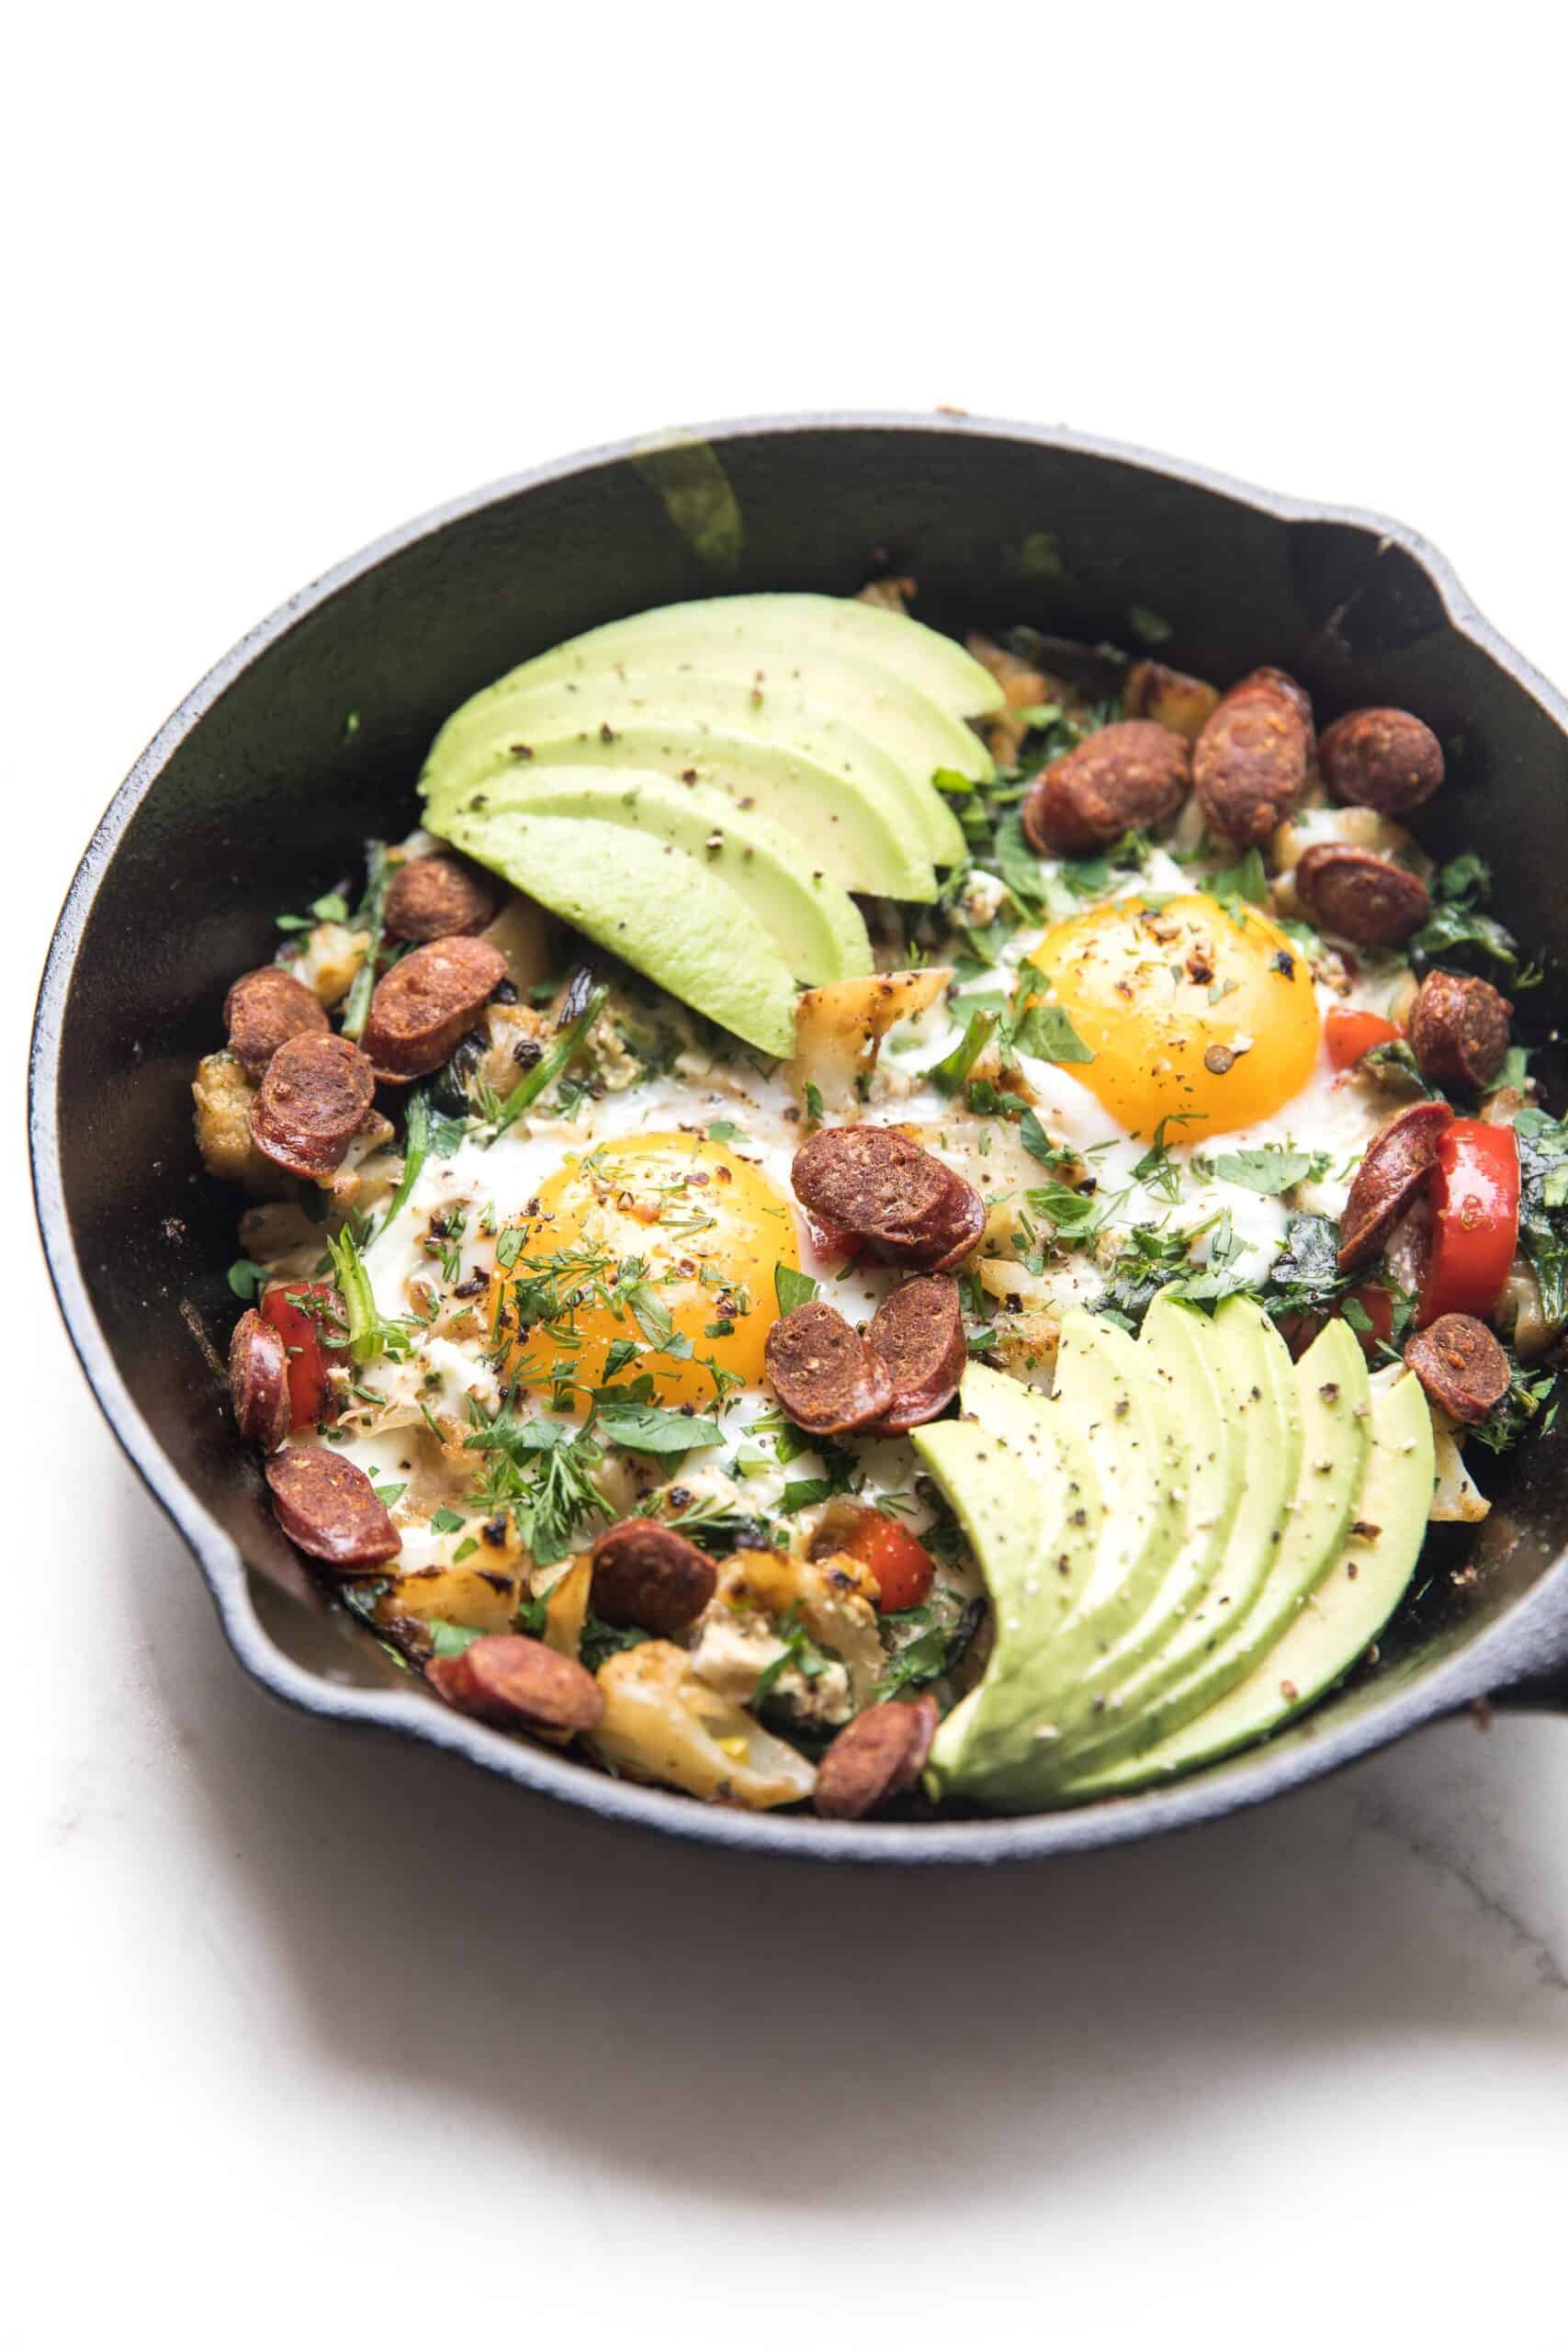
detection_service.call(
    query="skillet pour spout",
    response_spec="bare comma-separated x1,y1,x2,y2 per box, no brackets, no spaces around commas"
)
29,412,1568,1863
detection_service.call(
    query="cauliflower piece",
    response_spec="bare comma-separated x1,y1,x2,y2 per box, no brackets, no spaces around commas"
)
957,869,1009,928
474,1000,551,1101
591,1641,815,1808
192,1051,293,1195
283,922,370,1009
694,1548,885,1714
1429,1415,1492,1523
791,967,952,1114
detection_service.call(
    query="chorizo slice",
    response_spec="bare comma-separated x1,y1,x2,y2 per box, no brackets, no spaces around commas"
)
383,853,499,944
362,936,508,1081
1231,665,1316,752
794,1124,950,1238
1404,1313,1511,1425
792,1126,985,1271
224,965,329,1080
1320,707,1444,816
1295,843,1431,946
894,1167,987,1273
1407,968,1512,1090
228,1307,290,1452
814,1696,939,1820
1192,671,1313,847
265,1446,401,1570
590,1518,717,1637
763,1299,896,1433
866,1275,966,1432
1021,720,1190,855
1337,1099,1453,1271
427,1634,604,1736
250,1031,377,1178
1120,660,1220,741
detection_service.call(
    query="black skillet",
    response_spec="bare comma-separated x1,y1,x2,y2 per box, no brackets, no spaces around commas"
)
28,412,1568,1863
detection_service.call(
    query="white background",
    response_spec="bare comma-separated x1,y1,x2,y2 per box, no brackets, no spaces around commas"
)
10,8,1568,2346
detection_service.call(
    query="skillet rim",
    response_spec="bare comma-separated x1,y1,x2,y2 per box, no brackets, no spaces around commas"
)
29,407,1568,1865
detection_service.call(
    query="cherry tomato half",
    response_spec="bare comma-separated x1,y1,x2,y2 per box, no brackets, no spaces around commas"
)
1417,1118,1519,1328
839,1508,936,1613
261,1281,347,1429
1325,1007,1401,1071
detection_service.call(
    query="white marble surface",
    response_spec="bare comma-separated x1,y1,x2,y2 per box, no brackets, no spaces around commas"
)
10,11,1568,2344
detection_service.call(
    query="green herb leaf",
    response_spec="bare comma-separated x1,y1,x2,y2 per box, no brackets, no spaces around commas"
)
931,766,977,796
1013,1002,1094,1065
227,1258,269,1301
803,1080,825,1125
594,1401,724,1453
427,1619,485,1658
1207,1146,1315,1195
1211,848,1268,910
775,1263,818,1314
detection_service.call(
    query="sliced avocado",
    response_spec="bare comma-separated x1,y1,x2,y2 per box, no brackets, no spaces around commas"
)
435,768,872,988
1020,1292,1241,1754
504,593,1005,724
434,804,799,1057
1070,1367,1433,1787
1060,1314,1372,1793
421,665,969,872
919,1374,1105,1803
424,721,936,902
1039,1311,1188,1652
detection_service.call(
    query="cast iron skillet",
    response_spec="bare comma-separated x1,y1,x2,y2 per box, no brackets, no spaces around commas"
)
29,412,1568,1863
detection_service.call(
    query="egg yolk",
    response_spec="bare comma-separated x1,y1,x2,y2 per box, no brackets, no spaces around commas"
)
489,1132,797,1408
1028,893,1320,1138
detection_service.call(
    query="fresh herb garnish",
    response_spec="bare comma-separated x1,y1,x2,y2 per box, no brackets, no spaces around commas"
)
1203,1146,1317,1195
774,1263,818,1314
340,841,391,1040
488,976,609,1141
227,1258,269,1301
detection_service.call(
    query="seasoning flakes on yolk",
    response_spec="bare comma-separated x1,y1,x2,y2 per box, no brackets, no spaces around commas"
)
1029,893,1321,1138
489,1131,797,1407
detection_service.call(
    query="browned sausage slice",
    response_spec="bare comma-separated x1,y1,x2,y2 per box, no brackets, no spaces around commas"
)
1337,1099,1453,1271
1295,843,1432,945
1407,969,1513,1090
1121,661,1220,741
224,966,329,1080
228,1307,290,1451
764,1300,896,1433
1232,665,1316,752
362,936,509,1080
814,1696,939,1819
251,1032,377,1178
590,1518,717,1636
383,853,499,943
795,1125,948,1235
793,1127,986,1272
893,1167,987,1273
866,1274,967,1432
1320,708,1444,815
1192,673,1312,847
1403,1313,1510,1424
427,1634,604,1735
265,1446,401,1569
1021,720,1190,855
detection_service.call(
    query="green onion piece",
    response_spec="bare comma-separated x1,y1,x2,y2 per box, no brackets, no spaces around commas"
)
325,1226,382,1365
340,840,390,1040
488,983,609,1142
374,1089,431,1241
931,1009,997,1096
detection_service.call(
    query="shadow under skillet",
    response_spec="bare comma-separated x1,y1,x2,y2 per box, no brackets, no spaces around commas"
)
116,1442,1568,2213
